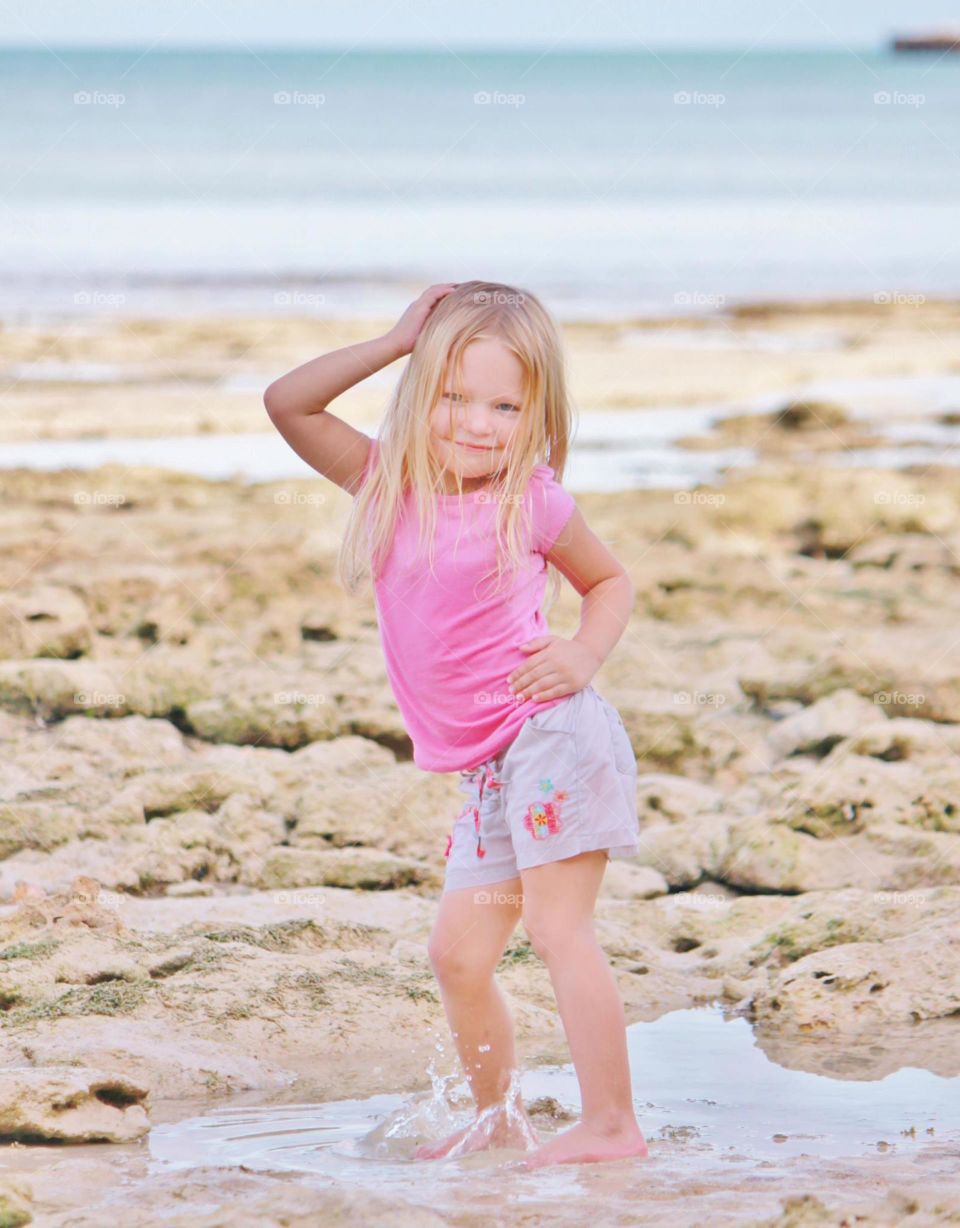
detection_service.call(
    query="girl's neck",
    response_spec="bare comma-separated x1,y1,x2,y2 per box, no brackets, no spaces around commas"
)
439,476,493,496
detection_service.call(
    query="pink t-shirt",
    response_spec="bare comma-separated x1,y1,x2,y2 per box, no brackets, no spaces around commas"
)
355,438,577,773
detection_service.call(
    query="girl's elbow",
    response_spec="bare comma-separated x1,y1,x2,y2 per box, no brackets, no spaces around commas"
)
263,382,286,418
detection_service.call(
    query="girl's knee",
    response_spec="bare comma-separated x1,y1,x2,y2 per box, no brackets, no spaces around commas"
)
427,934,495,986
522,914,594,963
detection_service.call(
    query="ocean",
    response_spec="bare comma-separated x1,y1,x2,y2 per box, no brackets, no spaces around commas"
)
2,45,959,320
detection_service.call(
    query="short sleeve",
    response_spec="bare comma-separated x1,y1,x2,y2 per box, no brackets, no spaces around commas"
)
528,463,576,556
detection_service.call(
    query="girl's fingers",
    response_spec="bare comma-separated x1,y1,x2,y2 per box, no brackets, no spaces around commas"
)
515,673,558,697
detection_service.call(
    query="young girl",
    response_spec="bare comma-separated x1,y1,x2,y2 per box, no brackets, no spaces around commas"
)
264,281,648,1169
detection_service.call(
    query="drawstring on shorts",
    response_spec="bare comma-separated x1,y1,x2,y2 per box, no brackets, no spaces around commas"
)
457,760,503,859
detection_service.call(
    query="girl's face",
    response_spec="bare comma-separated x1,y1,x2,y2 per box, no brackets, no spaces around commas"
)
427,337,525,494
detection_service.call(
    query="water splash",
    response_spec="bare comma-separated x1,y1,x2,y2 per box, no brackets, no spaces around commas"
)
355,1030,538,1161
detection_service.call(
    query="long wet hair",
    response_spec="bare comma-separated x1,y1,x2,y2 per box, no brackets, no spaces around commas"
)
337,280,576,611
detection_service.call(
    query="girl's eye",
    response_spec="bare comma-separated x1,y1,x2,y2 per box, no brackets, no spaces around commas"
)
441,392,519,413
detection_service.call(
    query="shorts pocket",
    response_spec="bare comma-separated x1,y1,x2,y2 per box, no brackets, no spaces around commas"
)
602,703,636,775
525,690,581,734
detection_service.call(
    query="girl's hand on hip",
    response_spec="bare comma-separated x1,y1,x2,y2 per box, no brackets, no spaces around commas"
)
507,635,601,703
384,283,460,358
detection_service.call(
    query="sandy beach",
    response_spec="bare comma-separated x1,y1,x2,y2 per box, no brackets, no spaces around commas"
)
1,299,960,1225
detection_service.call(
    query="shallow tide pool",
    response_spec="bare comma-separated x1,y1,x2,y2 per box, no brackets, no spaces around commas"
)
147,1006,960,1206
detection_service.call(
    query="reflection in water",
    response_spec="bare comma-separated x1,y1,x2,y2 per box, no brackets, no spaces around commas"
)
148,1005,960,1204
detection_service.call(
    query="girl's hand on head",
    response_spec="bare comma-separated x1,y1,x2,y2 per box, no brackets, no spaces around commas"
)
506,635,602,703
384,283,460,358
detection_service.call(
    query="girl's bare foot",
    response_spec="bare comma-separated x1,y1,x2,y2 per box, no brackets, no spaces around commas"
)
413,1102,539,1160
520,1120,648,1169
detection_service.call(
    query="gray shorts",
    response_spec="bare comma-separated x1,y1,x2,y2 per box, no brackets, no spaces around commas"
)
442,685,640,894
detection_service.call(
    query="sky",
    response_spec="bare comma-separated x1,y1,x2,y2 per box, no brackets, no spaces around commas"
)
1,0,959,50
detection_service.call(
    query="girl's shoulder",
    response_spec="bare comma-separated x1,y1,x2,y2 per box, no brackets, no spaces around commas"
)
525,462,576,555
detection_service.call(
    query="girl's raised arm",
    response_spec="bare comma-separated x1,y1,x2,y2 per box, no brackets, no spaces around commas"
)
263,283,458,495
264,332,399,496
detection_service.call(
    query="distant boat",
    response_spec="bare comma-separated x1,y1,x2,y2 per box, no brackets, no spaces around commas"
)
891,28,960,52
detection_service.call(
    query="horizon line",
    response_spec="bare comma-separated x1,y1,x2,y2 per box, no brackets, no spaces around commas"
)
0,40,888,54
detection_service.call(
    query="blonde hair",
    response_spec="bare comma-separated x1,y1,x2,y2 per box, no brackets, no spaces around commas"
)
337,280,575,613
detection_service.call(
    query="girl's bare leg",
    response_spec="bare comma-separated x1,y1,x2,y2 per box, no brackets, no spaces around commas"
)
518,850,648,1168
415,877,539,1160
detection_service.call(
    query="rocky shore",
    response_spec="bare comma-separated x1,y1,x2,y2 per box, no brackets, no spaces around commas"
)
1,300,959,1225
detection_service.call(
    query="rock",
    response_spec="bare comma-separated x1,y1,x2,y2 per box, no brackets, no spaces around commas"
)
848,532,960,574
718,815,853,893
52,713,185,768
15,1021,297,1100
844,717,960,761
185,668,340,747
750,918,960,1031
718,810,960,893
2,876,126,937
774,399,850,430
620,704,745,775
0,1066,149,1142
390,938,431,967
741,643,960,721
258,846,435,891
765,754,960,837
767,689,883,758
635,772,725,823
0,660,128,720
0,802,81,861
733,886,960,975
0,584,93,659
0,1176,32,1227
0,654,208,722
632,815,732,889
601,861,670,899
120,768,256,821
292,779,408,847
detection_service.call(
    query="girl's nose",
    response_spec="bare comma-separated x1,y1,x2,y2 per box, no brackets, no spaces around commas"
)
464,402,494,434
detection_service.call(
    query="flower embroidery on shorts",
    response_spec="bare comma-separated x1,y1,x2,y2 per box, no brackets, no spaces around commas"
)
523,779,568,841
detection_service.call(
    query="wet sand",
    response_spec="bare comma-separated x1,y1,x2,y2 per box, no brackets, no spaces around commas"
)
1,298,960,1225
